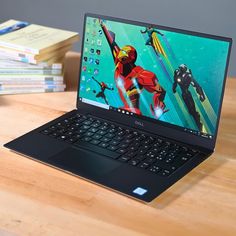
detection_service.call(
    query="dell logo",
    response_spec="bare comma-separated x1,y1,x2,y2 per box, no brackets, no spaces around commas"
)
135,120,144,127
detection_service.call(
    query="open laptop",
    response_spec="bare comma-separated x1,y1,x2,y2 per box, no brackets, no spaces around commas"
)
4,13,232,202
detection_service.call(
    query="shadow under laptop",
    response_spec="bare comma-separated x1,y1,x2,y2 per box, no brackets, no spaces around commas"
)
148,155,226,209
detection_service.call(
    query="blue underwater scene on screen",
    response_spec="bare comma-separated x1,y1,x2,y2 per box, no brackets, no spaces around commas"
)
79,16,230,136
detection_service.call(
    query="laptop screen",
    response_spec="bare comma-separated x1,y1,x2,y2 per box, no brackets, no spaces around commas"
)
78,15,231,140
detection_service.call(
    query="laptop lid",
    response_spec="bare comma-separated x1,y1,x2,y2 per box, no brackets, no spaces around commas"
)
76,13,232,152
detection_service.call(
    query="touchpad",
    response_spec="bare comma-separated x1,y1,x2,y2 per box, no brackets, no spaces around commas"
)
49,147,121,179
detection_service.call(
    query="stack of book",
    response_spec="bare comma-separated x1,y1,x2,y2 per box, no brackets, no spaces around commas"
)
0,19,79,95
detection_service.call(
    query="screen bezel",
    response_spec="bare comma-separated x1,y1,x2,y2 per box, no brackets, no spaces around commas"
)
76,12,232,152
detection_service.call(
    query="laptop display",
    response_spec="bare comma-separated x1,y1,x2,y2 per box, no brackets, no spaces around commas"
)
78,16,230,140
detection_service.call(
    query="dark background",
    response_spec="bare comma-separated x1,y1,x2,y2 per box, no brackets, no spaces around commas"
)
0,0,235,76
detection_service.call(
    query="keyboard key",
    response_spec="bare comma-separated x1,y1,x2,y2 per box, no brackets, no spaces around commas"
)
80,125,90,130
135,155,146,161
49,125,57,131
89,127,98,133
138,162,150,169
65,131,74,136
110,140,120,146
50,132,59,137
92,122,100,128
100,125,109,131
84,131,94,137
90,139,101,145
118,156,131,162
129,145,139,151
97,130,107,136
42,129,51,135
107,145,119,151
142,144,150,149
88,117,94,122
144,157,156,164
83,120,93,125
55,122,63,127
116,148,127,154
73,134,82,139
144,138,153,145
127,134,134,139
57,128,67,134
149,165,161,173
128,159,140,166
72,122,81,128
82,137,92,142
114,136,123,141
181,156,189,161
67,137,78,143
124,139,133,144
126,151,136,158
99,142,109,148
165,158,174,163
57,135,67,141
93,134,102,140
119,143,129,148
117,131,125,136
100,137,111,142
158,169,171,177
108,128,117,133
139,148,148,155
76,129,86,134
105,133,115,138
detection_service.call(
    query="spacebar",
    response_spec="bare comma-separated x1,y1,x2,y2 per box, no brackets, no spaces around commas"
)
73,140,120,159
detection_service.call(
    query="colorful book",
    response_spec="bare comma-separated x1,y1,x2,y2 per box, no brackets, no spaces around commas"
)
0,84,66,89
0,44,72,64
0,68,62,75
0,75,64,83
0,86,66,95
0,57,63,69
0,19,79,54
0,80,63,85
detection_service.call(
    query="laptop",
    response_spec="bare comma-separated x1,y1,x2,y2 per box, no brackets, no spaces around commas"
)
4,13,232,202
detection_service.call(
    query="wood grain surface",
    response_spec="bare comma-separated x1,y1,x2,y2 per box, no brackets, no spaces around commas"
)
0,79,235,236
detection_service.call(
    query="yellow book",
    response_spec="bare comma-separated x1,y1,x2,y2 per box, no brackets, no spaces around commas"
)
0,19,79,54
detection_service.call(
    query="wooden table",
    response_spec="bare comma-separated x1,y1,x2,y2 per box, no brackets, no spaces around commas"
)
0,79,236,236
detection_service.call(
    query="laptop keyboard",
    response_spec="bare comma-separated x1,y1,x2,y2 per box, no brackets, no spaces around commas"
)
40,113,198,177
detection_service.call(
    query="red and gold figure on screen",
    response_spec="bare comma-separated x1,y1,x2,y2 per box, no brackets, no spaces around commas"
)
99,19,168,118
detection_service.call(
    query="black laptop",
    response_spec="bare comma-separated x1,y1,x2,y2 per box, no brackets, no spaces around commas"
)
4,13,232,202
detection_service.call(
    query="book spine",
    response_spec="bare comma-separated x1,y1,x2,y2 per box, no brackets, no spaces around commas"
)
0,47,35,60
0,81,63,85
0,52,37,64
0,69,62,75
0,84,66,89
0,41,39,54
0,75,64,82
0,87,65,95
0,59,63,69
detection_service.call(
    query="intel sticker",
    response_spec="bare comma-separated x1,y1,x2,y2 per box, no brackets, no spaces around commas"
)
133,187,147,196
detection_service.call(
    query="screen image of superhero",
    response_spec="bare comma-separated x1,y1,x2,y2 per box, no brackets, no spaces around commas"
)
140,26,174,79
98,19,168,119
140,24,229,134
79,17,229,135
139,26,196,130
92,76,114,105
173,64,205,131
